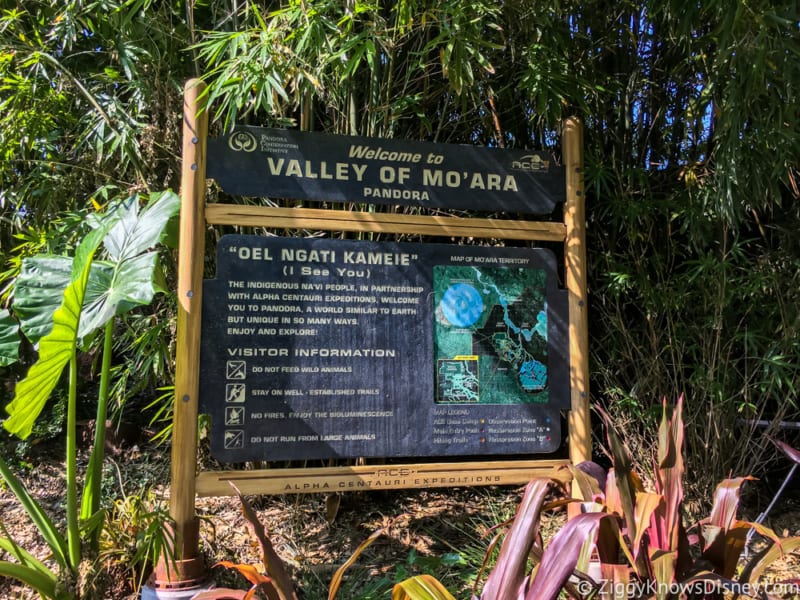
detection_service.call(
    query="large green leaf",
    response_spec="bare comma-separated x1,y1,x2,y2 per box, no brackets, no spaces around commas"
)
81,253,160,334
3,220,112,439
75,191,180,333
0,309,20,366
13,257,73,344
102,191,180,261
12,191,180,343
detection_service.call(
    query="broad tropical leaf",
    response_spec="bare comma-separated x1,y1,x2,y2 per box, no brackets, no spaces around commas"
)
77,190,180,335
12,191,180,343
0,309,20,366
101,191,180,261
13,257,74,343
3,220,110,438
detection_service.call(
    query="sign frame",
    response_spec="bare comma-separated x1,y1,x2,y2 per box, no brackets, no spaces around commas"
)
163,79,589,580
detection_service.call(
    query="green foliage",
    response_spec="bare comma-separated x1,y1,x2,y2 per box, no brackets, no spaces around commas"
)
3,213,113,438
4,192,179,436
0,308,19,366
0,454,70,598
190,2,800,502
0,191,178,598
99,492,174,594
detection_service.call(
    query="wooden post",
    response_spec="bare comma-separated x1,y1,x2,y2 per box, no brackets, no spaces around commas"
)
563,118,591,467
155,78,208,587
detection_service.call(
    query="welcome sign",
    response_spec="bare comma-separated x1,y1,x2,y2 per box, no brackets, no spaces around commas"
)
206,126,565,214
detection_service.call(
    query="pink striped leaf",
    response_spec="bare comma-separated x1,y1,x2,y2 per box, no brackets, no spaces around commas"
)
523,512,611,600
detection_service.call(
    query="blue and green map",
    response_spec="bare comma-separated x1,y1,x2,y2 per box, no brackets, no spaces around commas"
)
434,265,549,404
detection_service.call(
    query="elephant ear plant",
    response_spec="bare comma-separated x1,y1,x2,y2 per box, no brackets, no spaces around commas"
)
0,191,180,598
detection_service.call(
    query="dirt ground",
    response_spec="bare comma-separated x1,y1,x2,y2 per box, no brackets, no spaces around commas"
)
1,437,799,600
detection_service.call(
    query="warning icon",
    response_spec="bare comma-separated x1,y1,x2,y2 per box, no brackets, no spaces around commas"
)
225,406,245,426
224,430,244,449
225,383,246,403
226,360,247,380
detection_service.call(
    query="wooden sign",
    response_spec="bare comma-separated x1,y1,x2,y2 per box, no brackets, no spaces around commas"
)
206,126,565,214
161,80,588,588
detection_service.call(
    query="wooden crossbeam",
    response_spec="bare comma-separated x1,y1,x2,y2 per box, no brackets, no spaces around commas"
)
196,459,571,497
205,203,567,241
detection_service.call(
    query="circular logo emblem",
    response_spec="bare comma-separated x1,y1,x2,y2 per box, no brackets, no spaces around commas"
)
228,130,258,152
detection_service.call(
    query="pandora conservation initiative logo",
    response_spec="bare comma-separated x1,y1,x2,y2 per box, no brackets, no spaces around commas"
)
228,130,258,152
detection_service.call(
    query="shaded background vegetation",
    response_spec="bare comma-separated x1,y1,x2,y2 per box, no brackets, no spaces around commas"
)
1,0,799,502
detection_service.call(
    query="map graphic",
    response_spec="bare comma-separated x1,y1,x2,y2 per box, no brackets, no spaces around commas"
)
434,265,549,404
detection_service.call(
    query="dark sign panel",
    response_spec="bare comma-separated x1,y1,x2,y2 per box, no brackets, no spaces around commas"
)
206,127,565,214
200,235,569,463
